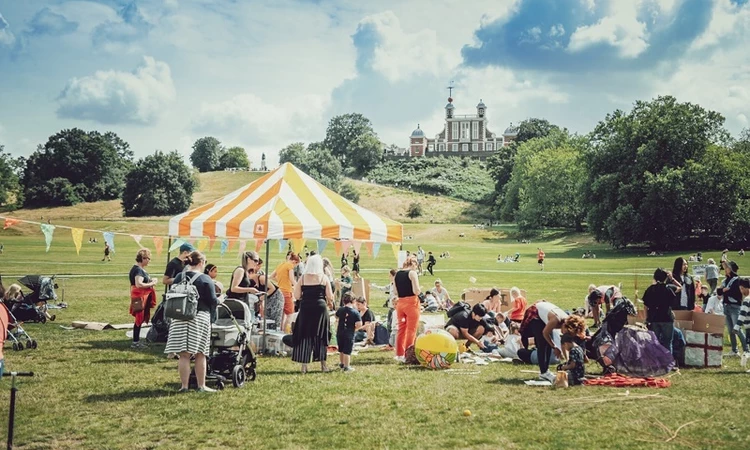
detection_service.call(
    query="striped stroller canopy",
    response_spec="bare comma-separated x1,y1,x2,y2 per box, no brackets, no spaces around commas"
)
169,163,402,243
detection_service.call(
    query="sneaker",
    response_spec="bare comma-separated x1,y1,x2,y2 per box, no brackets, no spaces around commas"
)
196,386,217,393
343,366,355,372
724,351,740,357
130,341,145,349
539,371,555,383
742,353,748,368
393,356,405,363
339,363,344,369
177,387,189,393
166,353,178,360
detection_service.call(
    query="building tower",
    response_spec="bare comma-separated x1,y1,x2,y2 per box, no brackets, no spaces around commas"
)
410,124,426,157
261,152,267,171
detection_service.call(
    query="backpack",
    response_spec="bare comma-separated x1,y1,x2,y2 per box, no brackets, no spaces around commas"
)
373,323,390,345
447,301,471,319
164,271,202,321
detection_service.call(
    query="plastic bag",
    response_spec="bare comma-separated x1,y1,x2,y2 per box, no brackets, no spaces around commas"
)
553,371,569,389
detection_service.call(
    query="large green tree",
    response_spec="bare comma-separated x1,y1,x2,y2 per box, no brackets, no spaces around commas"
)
220,146,250,169
190,136,224,172
583,95,729,248
348,133,383,175
514,118,561,145
0,145,24,209
122,151,197,217
278,142,342,191
322,113,376,167
22,129,133,207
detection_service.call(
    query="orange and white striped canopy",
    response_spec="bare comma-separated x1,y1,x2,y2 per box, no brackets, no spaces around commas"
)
169,163,402,243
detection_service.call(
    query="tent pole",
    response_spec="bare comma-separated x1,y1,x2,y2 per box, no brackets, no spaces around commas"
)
263,238,271,354
165,236,172,295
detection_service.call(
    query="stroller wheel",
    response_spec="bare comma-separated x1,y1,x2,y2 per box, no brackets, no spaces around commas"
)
25,340,33,349
13,342,22,351
40,315,47,324
216,381,225,391
232,365,246,388
50,315,56,322
247,368,257,381
31,340,38,349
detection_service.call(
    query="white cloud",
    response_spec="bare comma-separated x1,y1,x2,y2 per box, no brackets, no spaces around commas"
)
549,24,565,37
691,0,750,50
356,11,461,83
520,26,542,44
0,13,16,47
192,93,329,146
56,56,175,125
567,2,648,58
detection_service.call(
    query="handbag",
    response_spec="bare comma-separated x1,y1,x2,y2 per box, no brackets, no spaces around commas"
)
165,271,202,321
130,297,145,313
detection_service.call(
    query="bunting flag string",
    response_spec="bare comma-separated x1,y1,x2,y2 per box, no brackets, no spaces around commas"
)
278,239,288,253
255,238,264,253
365,242,374,258
102,232,116,253
226,239,235,253
3,218,20,230
352,240,362,255
317,239,328,255
153,237,164,256
40,223,55,252
391,243,400,260
197,238,209,252
334,240,343,256
208,237,216,252
220,239,229,257
71,228,84,255
291,238,306,254
372,242,381,259
169,238,186,253
131,235,144,248
341,240,352,255
237,240,247,256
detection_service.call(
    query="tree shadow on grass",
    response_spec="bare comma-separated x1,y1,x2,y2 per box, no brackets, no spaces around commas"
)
84,383,180,403
486,377,535,386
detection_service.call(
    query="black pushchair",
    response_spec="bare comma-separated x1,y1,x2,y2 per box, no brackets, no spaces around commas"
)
10,275,58,323
146,300,170,343
585,298,637,373
189,300,258,390
2,302,39,351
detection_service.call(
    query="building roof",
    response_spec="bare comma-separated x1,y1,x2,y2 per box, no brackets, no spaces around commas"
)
477,99,486,109
410,125,425,137
504,124,519,136
445,102,455,110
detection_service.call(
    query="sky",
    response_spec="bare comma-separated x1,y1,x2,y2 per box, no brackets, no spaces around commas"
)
1,0,749,167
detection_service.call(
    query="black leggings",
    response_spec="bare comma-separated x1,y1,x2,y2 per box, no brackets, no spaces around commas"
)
528,319,552,374
132,324,141,342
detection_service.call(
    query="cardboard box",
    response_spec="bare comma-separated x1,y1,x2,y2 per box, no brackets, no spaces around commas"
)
351,278,371,302
627,309,647,325
461,288,527,307
672,310,725,368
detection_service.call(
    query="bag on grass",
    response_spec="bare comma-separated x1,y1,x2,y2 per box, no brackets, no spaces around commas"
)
553,371,569,389
164,271,202,321
373,323,389,345
447,301,471,319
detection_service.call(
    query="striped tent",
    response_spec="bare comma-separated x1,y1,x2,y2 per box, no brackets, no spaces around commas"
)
168,163,402,243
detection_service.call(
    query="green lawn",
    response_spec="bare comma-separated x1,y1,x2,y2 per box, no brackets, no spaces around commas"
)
1,223,749,449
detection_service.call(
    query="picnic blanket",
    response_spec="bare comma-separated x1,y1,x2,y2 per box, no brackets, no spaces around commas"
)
583,373,671,388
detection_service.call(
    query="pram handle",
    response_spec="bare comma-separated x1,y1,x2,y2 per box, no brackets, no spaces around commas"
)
9,371,34,377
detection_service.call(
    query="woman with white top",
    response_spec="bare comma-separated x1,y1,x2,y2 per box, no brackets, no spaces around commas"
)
520,300,569,383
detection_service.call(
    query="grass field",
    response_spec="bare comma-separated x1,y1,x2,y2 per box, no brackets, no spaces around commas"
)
2,221,750,449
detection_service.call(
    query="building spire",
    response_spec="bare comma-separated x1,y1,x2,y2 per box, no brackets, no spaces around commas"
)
447,80,454,102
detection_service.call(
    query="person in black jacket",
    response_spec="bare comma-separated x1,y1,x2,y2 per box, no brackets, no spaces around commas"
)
718,260,747,356
671,257,695,311
643,268,678,354
164,251,223,393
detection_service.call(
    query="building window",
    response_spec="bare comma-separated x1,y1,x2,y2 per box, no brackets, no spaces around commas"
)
472,122,479,139
486,143,494,151
452,122,459,139
452,143,458,152
462,144,469,152
461,122,470,139
428,144,434,152
438,143,445,151
472,143,478,152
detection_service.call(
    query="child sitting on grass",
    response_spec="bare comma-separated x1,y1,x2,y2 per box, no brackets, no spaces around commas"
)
335,293,362,372
422,291,439,312
557,334,585,386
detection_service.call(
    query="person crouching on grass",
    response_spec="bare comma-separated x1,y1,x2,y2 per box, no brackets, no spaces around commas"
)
336,293,362,372
557,334,585,385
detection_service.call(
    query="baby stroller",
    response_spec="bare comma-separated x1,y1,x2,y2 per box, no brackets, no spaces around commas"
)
2,302,39,351
11,275,58,323
585,297,637,373
190,299,258,390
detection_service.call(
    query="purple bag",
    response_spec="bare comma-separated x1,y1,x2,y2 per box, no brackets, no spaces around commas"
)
604,326,675,377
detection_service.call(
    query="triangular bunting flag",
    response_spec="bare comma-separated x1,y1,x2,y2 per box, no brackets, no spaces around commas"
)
131,235,144,248
3,218,20,230
292,238,306,254
341,240,352,255
41,224,55,252
372,242,381,259
71,228,84,255
391,243,400,260
169,238,186,253
220,239,229,257
102,232,115,253
334,240,343,256
227,239,235,253
153,237,164,256
317,239,328,255
197,238,209,252
208,237,216,251
255,239,264,253
365,242,374,257
238,240,247,256
352,241,363,255
278,239,288,253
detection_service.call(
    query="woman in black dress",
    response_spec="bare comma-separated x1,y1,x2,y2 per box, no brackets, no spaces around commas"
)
291,255,334,373
352,250,361,275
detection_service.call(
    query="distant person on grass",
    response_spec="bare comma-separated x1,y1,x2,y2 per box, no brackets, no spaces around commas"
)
706,258,720,294
336,293,362,372
433,279,452,309
129,249,158,349
718,260,747,356
426,251,436,275
165,250,223,393
102,242,112,262
537,248,545,271
394,255,421,363
162,243,195,287
508,287,527,324
642,268,678,354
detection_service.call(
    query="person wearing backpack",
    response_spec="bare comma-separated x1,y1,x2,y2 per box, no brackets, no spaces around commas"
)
164,251,223,393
